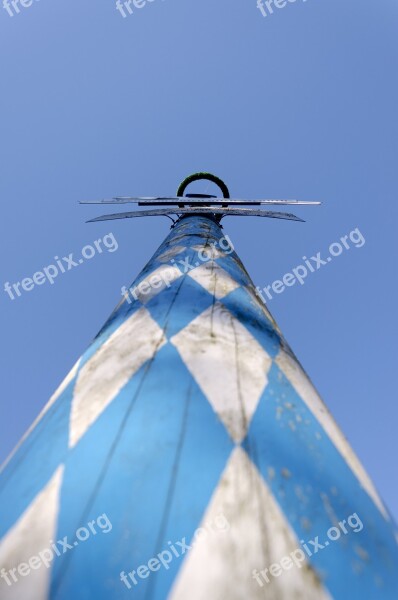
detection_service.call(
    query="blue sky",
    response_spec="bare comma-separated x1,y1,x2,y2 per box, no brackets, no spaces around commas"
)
0,0,397,520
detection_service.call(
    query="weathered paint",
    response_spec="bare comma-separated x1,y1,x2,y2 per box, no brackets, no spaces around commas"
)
0,215,397,599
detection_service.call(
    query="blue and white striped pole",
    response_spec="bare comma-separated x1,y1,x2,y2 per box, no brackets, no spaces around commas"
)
1,213,397,599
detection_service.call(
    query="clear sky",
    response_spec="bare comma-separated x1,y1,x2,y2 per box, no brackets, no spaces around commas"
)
0,0,397,521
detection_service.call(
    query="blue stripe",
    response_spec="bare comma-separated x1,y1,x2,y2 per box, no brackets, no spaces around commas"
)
221,286,281,358
146,276,214,340
51,343,233,599
0,379,74,538
244,362,398,598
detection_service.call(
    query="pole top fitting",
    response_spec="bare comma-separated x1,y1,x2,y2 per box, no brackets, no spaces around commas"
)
177,173,230,199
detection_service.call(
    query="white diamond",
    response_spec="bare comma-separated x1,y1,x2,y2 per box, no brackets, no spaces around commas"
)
171,303,271,442
132,265,182,304
69,307,166,448
187,261,239,299
168,447,331,600
191,245,228,259
0,466,64,600
157,246,186,262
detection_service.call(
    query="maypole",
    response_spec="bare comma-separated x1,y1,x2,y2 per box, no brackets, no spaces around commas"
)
0,174,397,599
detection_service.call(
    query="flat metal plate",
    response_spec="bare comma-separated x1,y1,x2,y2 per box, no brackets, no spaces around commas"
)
87,207,304,223
80,197,320,206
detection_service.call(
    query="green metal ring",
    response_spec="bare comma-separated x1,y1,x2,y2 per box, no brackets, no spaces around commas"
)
177,172,230,199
